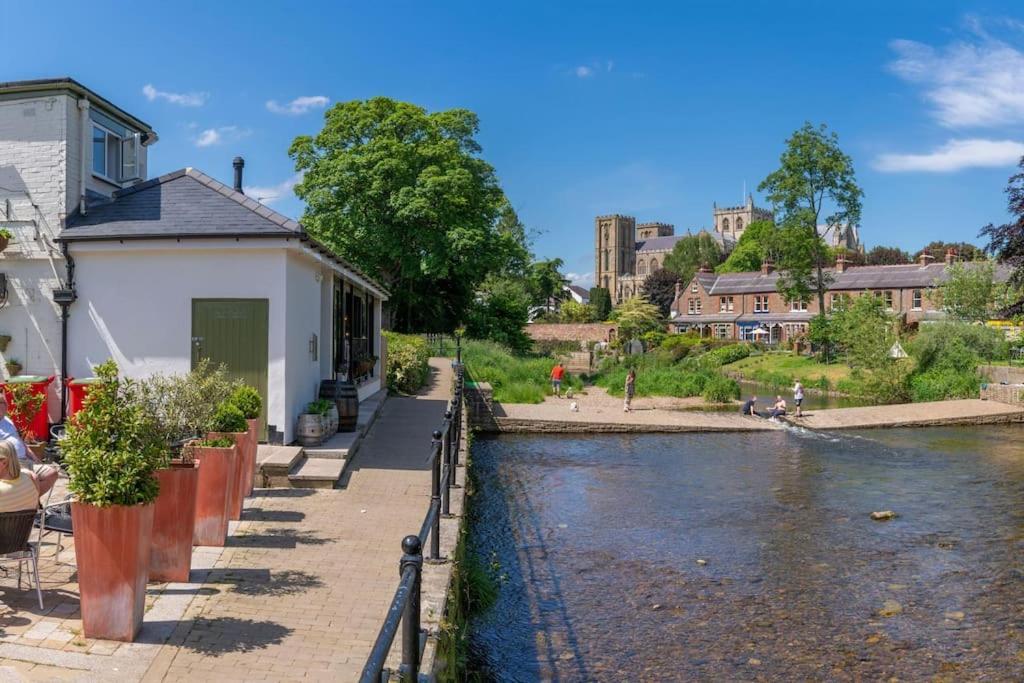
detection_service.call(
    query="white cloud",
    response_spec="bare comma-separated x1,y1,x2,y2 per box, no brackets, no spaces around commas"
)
888,33,1024,127
244,172,304,204
874,138,1024,172
566,272,595,288
266,96,329,115
142,84,207,107
574,66,594,79
194,125,251,148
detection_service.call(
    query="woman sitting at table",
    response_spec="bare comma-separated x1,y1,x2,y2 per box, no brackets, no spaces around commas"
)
0,441,41,513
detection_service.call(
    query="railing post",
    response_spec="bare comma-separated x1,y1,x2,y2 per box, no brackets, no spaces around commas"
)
456,334,462,364
429,430,442,561
453,384,462,468
447,401,461,489
399,535,422,682
441,412,453,515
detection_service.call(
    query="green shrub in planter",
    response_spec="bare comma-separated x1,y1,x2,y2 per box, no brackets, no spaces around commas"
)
228,385,262,420
209,402,247,434
306,399,333,416
62,360,169,506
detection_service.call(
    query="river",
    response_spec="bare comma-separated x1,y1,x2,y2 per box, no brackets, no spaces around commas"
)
465,426,1024,681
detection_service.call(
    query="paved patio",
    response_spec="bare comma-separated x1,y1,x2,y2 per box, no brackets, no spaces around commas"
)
0,359,456,681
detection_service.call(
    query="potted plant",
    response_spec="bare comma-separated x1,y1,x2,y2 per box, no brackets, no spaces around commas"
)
228,385,262,497
4,358,22,377
207,401,249,521
188,436,237,547
149,444,199,583
0,227,11,253
296,399,330,446
6,381,47,460
61,360,167,641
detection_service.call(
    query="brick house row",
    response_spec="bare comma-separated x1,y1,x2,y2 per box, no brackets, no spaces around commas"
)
668,251,981,344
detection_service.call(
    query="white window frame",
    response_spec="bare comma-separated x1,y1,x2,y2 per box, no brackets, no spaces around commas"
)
688,298,695,315
754,295,769,313
790,299,808,312
695,298,702,314
92,122,135,184
912,289,922,310
884,290,894,311
727,296,734,312
690,281,698,293
719,297,727,313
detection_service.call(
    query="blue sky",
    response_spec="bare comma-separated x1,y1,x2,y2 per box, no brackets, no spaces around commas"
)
4,1,1024,287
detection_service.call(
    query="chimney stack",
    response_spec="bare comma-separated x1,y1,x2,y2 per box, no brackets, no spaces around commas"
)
836,253,849,273
945,247,957,265
697,263,711,273
761,258,774,275
232,156,245,194
918,252,935,266
674,281,683,299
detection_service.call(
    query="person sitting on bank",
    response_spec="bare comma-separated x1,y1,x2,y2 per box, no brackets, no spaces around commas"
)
0,441,42,513
768,395,787,419
0,395,58,497
740,395,760,417
549,362,566,398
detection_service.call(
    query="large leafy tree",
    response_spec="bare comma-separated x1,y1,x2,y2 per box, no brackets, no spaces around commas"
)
981,156,1024,316
866,245,911,265
289,97,507,332
662,232,722,283
922,240,984,262
464,276,532,352
930,261,1003,322
589,287,612,321
717,220,779,273
528,258,567,312
611,296,664,341
759,123,863,313
641,268,681,317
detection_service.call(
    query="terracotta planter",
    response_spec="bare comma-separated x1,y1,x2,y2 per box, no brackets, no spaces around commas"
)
245,418,259,496
150,461,199,582
207,431,248,520
71,502,154,642
192,443,237,547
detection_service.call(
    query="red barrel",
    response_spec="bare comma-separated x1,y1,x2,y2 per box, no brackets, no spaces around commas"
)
67,377,101,420
3,375,54,442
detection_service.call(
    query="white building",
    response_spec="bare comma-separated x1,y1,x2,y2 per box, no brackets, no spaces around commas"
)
0,78,387,444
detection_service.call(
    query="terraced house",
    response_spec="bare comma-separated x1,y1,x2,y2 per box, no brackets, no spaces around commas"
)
0,78,387,444
669,251,983,344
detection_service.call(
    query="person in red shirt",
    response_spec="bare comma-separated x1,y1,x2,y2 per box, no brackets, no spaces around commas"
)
550,362,566,397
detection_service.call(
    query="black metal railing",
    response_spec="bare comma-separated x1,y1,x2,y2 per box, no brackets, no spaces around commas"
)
360,356,464,683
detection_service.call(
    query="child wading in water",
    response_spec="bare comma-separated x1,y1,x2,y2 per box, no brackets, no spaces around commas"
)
623,369,636,412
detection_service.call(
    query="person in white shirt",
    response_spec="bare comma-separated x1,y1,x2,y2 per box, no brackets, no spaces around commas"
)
0,395,58,496
793,381,804,417
0,441,41,513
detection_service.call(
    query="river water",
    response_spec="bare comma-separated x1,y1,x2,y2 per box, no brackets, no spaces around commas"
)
465,426,1024,681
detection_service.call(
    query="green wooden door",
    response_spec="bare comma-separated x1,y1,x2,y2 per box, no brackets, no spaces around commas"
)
191,299,269,440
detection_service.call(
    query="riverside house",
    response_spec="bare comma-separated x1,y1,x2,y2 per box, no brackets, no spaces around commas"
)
0,78,387,444
669,252,999,344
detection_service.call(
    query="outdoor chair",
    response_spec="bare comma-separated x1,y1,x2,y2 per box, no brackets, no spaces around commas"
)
35,494,73,564
0,509,44,609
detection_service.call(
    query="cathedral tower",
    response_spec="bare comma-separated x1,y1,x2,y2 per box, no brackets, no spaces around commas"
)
594,215,636,303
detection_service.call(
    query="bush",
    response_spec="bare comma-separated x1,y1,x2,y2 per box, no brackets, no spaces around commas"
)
594,354,714,398
700,343,751,368
910,368,982,402
136,359,241,442
210,402,248,433
701,374,740,403
62,360,168,507
532,339,582,356
383,331,431,394
641,331,667,348
229,385,262,420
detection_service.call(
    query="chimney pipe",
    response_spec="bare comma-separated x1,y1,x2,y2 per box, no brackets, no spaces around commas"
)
918,252,935,266
945,248,957,265
761,259,774,275
836,254,848,273
233,156,245,194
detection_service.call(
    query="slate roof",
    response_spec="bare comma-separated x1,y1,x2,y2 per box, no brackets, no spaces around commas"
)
566,284,590,302
670,313,740,324
636,235,685,252
60,168,388,296
736,312,815,323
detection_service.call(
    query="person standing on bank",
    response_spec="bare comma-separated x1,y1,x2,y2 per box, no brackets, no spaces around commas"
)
550,362,566,398
793,381,804,417
624,369,636,412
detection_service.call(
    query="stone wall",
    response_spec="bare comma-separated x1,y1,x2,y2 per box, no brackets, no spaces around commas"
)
527,323,616,343
979,365,1024,385
980,383,1024,406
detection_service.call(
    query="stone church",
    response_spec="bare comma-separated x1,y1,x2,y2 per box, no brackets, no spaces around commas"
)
594,195,859,304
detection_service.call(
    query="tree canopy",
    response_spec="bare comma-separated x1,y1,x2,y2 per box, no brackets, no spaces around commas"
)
981,156,1024,316
290,97,514,332
611,297,664,341
641,268,681,318
759,123,863,311
589,287,612,321
922,240,984,263
662,232,723,283
865,245,911,265
716,220,778,273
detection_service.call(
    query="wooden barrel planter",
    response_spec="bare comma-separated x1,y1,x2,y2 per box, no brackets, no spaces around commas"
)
296,414,325,446
326,404,339,436
320,380,358,432
150,461,199,582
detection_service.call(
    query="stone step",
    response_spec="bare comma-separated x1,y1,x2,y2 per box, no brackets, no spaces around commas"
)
288,457,345,489
258,445,305,487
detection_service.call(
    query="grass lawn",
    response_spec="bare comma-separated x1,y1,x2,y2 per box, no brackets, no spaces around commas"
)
723,351,852,390
462,339,583,404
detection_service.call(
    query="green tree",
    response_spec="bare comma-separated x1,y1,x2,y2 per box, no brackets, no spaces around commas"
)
528,258,567,312
831,294,897,370
559,300,598,323
717,220,779,273
611,297,664,341
464,276,532,352
980,156,1024,317
289,97,507,332
759,123,863,314
922,240,984,262
866,245,911,265
589,287,612,321
641,268,681,318
930,261,1003,322
662,232,722,283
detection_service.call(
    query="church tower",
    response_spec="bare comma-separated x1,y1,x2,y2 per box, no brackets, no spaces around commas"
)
712,194,773,244
594,214,636,304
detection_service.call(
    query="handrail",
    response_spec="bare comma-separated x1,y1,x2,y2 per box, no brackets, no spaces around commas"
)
360,346,464,682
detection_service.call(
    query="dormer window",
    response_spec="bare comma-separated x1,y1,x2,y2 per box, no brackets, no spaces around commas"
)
92,123,140,184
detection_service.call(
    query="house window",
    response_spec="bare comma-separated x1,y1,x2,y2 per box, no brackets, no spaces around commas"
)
790,299,808,312
912,289,922,310
714,324,730,339
92,124,139,183
884,290,894,310
719,296,734,312
691,281,698,293
695,298,702,314
754,295,770,313
688,298,695,315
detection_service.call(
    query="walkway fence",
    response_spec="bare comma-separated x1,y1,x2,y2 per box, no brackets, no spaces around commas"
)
359,351,465,683
423,333,462,362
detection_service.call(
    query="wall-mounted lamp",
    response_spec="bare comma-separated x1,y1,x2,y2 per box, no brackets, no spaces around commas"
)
309,333,318,361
